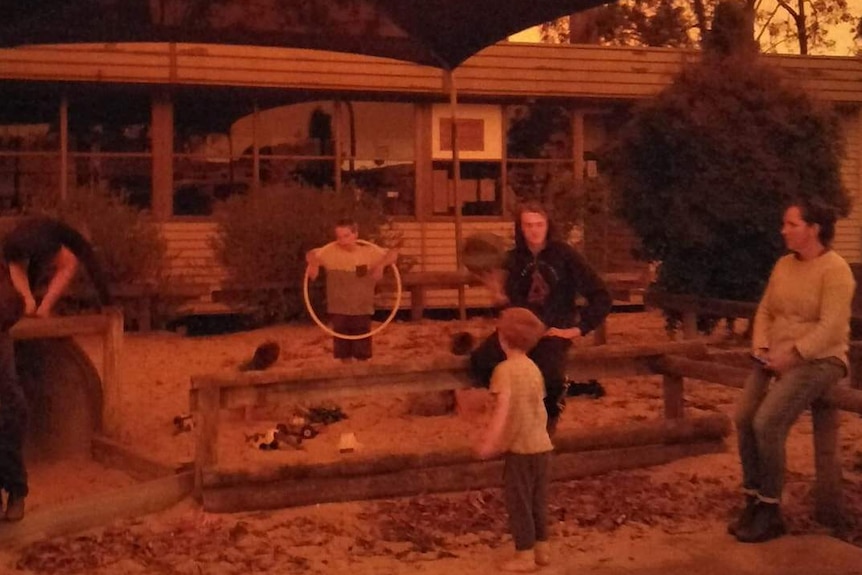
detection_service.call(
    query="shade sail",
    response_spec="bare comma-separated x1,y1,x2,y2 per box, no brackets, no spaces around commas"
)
0,0,612,69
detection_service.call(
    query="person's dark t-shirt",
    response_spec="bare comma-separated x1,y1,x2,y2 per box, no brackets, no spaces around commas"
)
2,217,111,306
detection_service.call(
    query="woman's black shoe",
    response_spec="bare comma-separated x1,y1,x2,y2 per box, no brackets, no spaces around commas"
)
727,495,758,536
735,502,786,543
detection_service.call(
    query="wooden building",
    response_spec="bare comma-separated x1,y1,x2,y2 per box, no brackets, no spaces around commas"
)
0,41,860,311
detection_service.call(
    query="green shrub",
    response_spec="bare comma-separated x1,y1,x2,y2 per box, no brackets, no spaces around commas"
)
212,183,396,321
604,54,850,332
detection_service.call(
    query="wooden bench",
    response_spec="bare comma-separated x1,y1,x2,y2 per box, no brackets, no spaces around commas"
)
380,270,483,321
210,273,486,323
384,270,648,324
106,283,210,331
64,283,181,332
106,270,650,331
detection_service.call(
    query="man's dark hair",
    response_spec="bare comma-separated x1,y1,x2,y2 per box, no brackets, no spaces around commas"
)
512,201,560,251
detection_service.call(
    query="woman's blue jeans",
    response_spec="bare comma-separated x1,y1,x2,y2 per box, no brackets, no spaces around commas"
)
734,358,844,501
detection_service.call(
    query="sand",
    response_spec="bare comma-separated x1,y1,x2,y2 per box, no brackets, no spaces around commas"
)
3,310,862,574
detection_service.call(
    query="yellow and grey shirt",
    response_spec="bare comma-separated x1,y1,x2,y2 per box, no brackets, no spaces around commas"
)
753,250,856,369
318,244,381,315
490,355,554,455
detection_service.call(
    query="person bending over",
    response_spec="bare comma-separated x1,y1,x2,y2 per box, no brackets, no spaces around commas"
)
3,217,111,318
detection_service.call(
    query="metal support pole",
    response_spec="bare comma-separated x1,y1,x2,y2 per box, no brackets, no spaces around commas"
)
447,70,466,320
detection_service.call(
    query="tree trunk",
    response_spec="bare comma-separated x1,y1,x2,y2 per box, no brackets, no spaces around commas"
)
796,0,808,54
744,0,757,38
568,10,600,44
691,0,709,43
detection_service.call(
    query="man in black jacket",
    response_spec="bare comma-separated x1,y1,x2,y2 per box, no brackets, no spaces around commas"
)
471,202,611,435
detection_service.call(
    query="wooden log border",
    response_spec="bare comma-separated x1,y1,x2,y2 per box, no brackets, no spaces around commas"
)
190,338,862,524
203,415,729,513
0,471,194,549
189,341,715,509
654,354,862,527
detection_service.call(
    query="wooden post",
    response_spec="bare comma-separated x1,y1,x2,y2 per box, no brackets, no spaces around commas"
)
195,385,221,495
447,70,466,321
59,95,69,202
811,401,844,527
593,321,607,345
150,91,174,221
414,104,432,221
410,286,425,321
662,373,684,419
501,104,509,215
102,306,124,436
252,102,260,192
681,311,698,339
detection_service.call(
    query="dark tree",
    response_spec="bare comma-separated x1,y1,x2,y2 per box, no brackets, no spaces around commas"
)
541,0,853,55
604,3,850,311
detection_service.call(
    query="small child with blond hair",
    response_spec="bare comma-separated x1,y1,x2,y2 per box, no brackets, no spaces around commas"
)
476,307,554,572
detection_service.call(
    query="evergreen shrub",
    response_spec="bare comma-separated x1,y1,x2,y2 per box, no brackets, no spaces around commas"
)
212,183,397,322
605,54,850,331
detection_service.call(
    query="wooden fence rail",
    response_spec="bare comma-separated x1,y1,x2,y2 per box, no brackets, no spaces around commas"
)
654,354,862,526
190,338,862,523
189,341,709,493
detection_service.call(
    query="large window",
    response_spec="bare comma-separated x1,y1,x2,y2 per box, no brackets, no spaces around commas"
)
431,104,503,216
172,98,415,217
506,104,574,206
0,123,58,214
339,101,415,216
68,91,152,210
0,90,152,213
173,93,256,216
252,102,337,193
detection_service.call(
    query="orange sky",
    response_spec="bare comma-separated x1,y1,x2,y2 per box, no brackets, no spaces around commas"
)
510,1,861,56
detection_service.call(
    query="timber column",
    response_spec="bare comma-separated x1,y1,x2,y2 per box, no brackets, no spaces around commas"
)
151,91,174,221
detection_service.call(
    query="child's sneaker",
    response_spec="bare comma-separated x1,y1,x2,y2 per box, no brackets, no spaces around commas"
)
500,550,537,572
534,541,550,566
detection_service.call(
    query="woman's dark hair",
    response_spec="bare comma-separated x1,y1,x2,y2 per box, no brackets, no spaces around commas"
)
789,197,839,247
513,201,560,251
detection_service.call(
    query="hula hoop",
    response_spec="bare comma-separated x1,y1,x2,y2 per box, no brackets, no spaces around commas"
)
303,239,402,340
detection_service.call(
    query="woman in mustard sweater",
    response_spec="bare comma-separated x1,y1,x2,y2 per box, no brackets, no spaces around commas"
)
730,198,855,543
